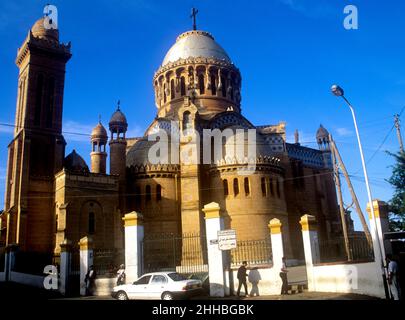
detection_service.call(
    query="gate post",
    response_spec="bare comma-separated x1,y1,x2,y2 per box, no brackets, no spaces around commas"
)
122,211,144,284
299,215,320,291
59,239,71,295
203,202,226,297
366,200,392,260
79,236,93,296
269,218,285,293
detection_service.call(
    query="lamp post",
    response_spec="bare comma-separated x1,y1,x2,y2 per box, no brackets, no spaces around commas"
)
330,85,388,297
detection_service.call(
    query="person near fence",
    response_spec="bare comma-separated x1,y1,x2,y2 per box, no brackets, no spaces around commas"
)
248,267,261,297
279,257,289,295
85,265,97,296
116,264,126,286
386,255,401,300
237,261,248,297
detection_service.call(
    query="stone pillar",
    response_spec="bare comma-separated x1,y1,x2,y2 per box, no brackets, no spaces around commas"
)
299,215,320,291
59,239,71,296
268,218,285,293
79,236,93,296
269,218,284,271
203,202,226,297
122,212,144,284
4,243,18,281
367,200,392,261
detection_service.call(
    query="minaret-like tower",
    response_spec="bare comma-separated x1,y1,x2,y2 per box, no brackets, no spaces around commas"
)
109,102,128,180
90,119,108,174
316,124,332,168
3,16,71,251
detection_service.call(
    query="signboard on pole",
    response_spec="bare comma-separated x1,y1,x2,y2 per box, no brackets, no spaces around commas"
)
217,230,237,250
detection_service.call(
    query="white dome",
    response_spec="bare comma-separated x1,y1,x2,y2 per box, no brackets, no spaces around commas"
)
162,30,231,66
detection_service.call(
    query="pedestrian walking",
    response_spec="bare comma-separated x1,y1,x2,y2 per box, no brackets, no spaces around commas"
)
279,257,289,295
84,265,97,296
237,261,248,297
116,264,126,286
248,267,261,297
386,255,401,300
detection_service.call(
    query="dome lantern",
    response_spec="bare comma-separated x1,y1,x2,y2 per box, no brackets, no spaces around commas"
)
109,100,128,139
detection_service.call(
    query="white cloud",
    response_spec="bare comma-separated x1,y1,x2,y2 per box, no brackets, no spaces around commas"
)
62,120,93,143
336,127,353,137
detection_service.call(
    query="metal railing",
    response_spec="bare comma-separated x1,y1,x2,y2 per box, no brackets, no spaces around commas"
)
142,232,208,275
319,235,374,263
231,238,272,267
93,248,124,277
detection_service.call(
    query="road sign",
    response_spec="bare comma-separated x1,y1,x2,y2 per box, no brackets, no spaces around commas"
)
218,229,237,250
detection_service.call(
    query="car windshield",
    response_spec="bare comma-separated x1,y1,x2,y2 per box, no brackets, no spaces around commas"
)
167,273,187,281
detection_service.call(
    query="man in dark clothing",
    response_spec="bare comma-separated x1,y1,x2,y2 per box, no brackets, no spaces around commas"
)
84,265,96,296
237,261,248,297
280,257,289,295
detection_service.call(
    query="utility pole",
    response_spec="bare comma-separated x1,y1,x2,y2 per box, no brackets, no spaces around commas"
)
330,135,352,261
394,114,404,153
329,137,373,249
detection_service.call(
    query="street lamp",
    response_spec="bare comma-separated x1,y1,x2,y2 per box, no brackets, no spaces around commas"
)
330,84,388,296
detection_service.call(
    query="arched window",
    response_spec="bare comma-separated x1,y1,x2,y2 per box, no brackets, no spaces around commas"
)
180,76,186,96
269,178,274,196
34,74,44,126
170,79,175,100
183,111,192,132
211,74,217,95
156,184,162,201
223,179,229,196
244,177,250,196
276,179,281,198
88,212,95,234
233,178,239,196
221,76,227,97
261,177,267,196
46,78,55,128
198,74,205,94
163,84,167,103
146,185,151,202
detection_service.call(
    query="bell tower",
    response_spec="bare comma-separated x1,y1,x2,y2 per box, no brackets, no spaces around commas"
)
109,101,128,180
3,17,71,252
91,120,108,174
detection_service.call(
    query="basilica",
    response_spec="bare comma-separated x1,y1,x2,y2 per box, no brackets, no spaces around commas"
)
0,14,343,265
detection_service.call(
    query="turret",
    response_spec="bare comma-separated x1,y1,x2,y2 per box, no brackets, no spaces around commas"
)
316,124,332,168
90,119,108,174
109,101,128,180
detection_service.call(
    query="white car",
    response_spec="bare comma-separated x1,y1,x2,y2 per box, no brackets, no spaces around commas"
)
111,272,203,300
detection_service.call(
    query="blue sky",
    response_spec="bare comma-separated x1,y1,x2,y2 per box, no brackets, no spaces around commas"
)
0,0,404,231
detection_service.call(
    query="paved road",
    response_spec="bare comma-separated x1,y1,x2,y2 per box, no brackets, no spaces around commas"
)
0,281,379,300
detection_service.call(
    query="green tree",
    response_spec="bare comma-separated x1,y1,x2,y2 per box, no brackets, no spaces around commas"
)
387,151,405,231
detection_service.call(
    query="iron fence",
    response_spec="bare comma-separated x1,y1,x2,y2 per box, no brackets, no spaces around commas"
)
231,238,272,267
319,235,374,263
93,248,124,278
142,232,208,275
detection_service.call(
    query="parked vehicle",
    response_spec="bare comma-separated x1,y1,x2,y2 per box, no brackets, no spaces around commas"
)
188,273,209,294
111,272,203,300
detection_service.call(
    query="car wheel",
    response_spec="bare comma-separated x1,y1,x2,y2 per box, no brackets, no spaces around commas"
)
161,292,174,300
116,291,128,300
